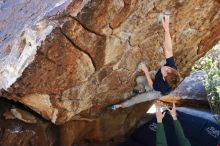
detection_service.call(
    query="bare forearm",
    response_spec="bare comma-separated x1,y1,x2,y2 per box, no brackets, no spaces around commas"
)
140,63,153,88
144,70,153,89
164,29,173,58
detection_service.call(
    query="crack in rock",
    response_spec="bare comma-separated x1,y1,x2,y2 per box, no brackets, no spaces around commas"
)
59,28,97,71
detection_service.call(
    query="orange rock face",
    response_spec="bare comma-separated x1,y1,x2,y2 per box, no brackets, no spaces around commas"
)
59,101,154,146
2,0,220,127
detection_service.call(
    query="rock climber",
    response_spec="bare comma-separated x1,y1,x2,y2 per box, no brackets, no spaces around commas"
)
110,15,181,110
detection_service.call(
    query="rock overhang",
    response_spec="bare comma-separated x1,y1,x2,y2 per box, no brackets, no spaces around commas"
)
0,0,220,124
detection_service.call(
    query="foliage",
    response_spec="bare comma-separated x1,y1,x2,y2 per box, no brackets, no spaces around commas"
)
193,43,220,115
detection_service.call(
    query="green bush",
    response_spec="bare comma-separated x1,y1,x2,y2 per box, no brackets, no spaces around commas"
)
193,43,220,115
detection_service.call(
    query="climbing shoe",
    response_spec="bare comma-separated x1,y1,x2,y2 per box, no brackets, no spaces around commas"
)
107,105,116,110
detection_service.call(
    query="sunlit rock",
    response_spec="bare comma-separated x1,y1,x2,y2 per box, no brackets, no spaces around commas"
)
1,0,220,126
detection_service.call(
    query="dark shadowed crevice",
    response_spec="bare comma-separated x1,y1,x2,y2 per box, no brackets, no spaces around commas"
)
0,97,60,146
0,97,49,122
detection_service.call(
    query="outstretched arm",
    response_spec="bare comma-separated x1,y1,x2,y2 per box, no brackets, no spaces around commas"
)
162,15,173,58
140,63,153,89
156,104,168,146
169,103,191,146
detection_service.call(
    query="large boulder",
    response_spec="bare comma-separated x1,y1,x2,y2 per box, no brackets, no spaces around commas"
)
1,0,220,125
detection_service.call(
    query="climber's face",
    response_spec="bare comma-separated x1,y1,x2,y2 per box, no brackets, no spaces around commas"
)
161,66,172,79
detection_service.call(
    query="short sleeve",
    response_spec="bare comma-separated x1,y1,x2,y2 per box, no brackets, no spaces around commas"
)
153,69,172,95
165,56,176,69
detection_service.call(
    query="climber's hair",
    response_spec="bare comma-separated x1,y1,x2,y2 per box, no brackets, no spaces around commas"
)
165,68,181,88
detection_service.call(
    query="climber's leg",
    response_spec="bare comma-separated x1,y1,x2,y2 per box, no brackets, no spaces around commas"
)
109,71,158,110
121,90,162,108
